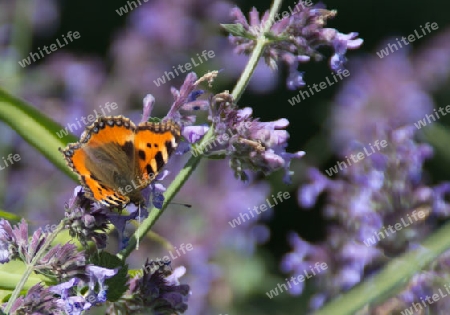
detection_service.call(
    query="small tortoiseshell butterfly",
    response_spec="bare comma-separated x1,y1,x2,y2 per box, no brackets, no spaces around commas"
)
60,116,181,208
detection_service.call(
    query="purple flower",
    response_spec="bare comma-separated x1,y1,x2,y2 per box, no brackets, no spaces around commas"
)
0,219,61,266
109,259,190,314
145,71,304,181
206,92,304,182
64,186,109,249
50,278,80,299
48,266,117,314
86,265,118,304
0,219,115,314
227,4,363,89
8,283,59,315
50,278,91,315
299,168,329,208
331,47,434,149
182,125,209,144
328,31,364,71
150,183,165,210
140,94,156,124
0,219,15,263
37,243,87,282
3,265,117,315
165,71,216,124
284,126,450,311
0,217,94,308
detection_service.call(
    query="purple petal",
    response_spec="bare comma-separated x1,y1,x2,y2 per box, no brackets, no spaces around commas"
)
140,94,155,123
183,125,209,143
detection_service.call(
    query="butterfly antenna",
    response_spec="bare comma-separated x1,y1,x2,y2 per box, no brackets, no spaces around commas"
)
169,202,192,208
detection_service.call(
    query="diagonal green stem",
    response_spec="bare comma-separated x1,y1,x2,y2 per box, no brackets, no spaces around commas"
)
314,220,450,315
231,0,282,102
116,152,203,260
117,0,283,261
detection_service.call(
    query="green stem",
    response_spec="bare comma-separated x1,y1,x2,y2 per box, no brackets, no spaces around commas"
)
314,220,450,315
117,152,203,260
4,221,65,313
117,0,283,261
231,0,282,102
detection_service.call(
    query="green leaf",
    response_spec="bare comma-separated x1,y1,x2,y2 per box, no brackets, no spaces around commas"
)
0,87,78,180
147,117,162,123
0,261,41,302
90,252,128,302
221,23,256,39
0,210,21,222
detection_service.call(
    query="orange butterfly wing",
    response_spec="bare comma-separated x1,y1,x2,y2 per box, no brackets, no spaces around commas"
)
60,117,181,208
60,116,137,207
134,120,181,184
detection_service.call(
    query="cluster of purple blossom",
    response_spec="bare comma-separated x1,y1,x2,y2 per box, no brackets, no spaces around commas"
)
0,187,190,314
11,0,450,314
281,29,450,313
228,3,363,90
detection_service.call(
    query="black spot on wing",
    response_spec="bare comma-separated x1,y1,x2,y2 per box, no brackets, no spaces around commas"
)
138,150,146,160
165,140,174,155
147,143,152,148
155,151,165,170
146,164,154,176
122,141,134,159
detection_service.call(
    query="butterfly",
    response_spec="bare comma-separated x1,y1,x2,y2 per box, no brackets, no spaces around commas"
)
60,116,181,208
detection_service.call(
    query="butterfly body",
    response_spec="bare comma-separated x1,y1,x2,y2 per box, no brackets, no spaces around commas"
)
60,116,181,208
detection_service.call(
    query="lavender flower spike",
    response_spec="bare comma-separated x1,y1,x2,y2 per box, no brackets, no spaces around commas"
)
64,186,109,249
8,283,59,315
209,92,305,182
108,259,190,314
227,4,363,89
